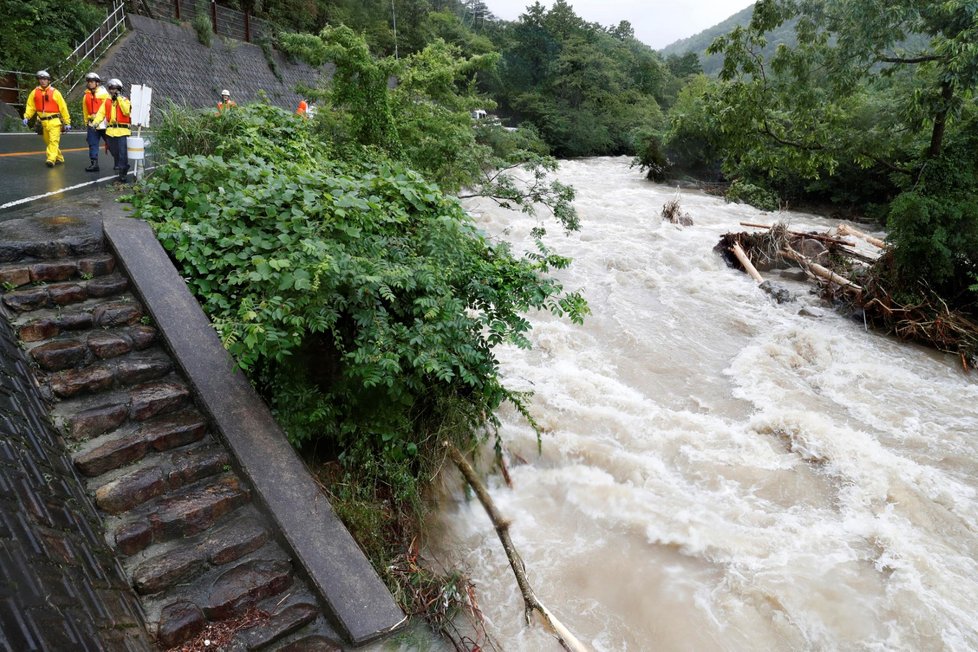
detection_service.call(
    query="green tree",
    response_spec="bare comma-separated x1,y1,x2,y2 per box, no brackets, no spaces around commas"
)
0,0,103,73
708,0,978,300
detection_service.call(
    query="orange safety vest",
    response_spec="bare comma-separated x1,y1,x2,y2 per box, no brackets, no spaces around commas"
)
34,87,57,113
84,90,106,117
106,100,132,126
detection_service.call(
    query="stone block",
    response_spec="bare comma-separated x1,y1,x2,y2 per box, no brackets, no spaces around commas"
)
18,319,59,342
77,254,116,278
277,635,343,652
48,366,114,398
151,475,249,539
93,302,142,328
74,432,150,477
133,546,207,595
128,325,157,350
157,601,205,648
47,282,87,306
205,517,267,566
86,274,129,298
204,559,292,620
30,261,77,283
87,332,131,359
0,265,31,287
167,446,228,489
95,466,165,514
3,286,49,312
111,353,173,386
114,520,153,556
30,339,88,371
66,401,129,440
129,381,190,421
233,603,319,650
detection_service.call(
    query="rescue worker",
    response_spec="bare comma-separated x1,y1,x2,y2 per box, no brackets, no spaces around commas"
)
92,78,131,183
82,72,109,172
217,89,236,112
296,99,308,117
21,70,71,168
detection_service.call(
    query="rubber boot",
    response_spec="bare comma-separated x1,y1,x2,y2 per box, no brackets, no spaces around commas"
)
85,159,99,172
116,166,129,184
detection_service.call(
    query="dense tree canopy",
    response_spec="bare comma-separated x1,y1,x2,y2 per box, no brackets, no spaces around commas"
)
700,0,978,300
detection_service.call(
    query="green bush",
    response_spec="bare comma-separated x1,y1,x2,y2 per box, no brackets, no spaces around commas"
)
192,12,212,47
632,129,668,182
725,179,780,211
886,145,978,303
130,103,587,500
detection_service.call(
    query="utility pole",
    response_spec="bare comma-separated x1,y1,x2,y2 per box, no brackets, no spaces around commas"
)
391,0,398,60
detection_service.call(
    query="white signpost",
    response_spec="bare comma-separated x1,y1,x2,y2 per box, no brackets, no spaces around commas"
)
128,84,152,180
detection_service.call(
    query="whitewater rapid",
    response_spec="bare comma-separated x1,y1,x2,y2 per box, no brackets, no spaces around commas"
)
426,157,978,652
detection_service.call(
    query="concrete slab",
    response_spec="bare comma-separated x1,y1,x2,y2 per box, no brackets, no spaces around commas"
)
102,208,406,646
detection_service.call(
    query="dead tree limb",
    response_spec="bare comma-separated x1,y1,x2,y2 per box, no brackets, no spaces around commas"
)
781,247,861,292
731,242,765,283
444,442,590,652
837,224,886,249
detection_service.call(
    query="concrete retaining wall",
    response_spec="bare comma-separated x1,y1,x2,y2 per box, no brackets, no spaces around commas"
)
96,14,330,111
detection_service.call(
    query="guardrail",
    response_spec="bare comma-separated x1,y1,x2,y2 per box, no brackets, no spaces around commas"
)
59,1,128,95
2,2,127,109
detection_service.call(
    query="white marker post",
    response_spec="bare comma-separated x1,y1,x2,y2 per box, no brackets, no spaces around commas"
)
128,84,152,180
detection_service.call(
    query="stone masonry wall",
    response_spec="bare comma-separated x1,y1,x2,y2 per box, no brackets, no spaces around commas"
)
0,312,152,651
96,14,331,111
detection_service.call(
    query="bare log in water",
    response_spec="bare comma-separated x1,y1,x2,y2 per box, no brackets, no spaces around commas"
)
444,443,591,652
731,242,765,283
781,246,862,292
837,224,886,249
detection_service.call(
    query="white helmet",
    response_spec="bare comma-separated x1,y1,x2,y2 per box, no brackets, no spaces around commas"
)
36,70,51,79
85,72,101,82
221,89,230,97
106,78,123,90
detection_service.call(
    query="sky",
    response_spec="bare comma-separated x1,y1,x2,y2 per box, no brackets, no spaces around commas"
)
483,0,755,50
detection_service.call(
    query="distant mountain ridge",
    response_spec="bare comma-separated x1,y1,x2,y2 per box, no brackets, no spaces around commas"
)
660,4,755,57
659,4,761,75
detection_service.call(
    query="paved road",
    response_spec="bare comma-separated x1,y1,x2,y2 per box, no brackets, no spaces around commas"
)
0,132,144,212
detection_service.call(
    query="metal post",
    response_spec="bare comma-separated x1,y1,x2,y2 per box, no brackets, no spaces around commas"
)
211,0,217,34
244,10,250,42
175,0,181,20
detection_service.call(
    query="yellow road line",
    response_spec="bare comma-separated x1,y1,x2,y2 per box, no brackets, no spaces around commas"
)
0,146,88,158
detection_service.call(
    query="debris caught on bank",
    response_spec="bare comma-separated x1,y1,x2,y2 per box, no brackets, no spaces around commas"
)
716,221,978,372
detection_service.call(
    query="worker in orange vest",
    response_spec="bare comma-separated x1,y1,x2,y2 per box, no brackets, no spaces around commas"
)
92,78,132,183
217,89,236,113
22,70,71,168
82,72,110,172
296,99,308,117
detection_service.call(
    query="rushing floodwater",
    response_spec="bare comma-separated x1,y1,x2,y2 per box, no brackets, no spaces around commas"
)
423,157,978,652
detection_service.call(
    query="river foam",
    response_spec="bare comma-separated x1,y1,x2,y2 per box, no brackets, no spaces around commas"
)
423,157,978,652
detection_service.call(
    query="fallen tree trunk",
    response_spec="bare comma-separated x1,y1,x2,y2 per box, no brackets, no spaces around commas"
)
444,443,590,652
731,242,765,283
837,224,885,249
781,247,861,292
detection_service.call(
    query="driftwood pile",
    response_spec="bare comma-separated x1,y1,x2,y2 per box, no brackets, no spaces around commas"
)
717,221,978,372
